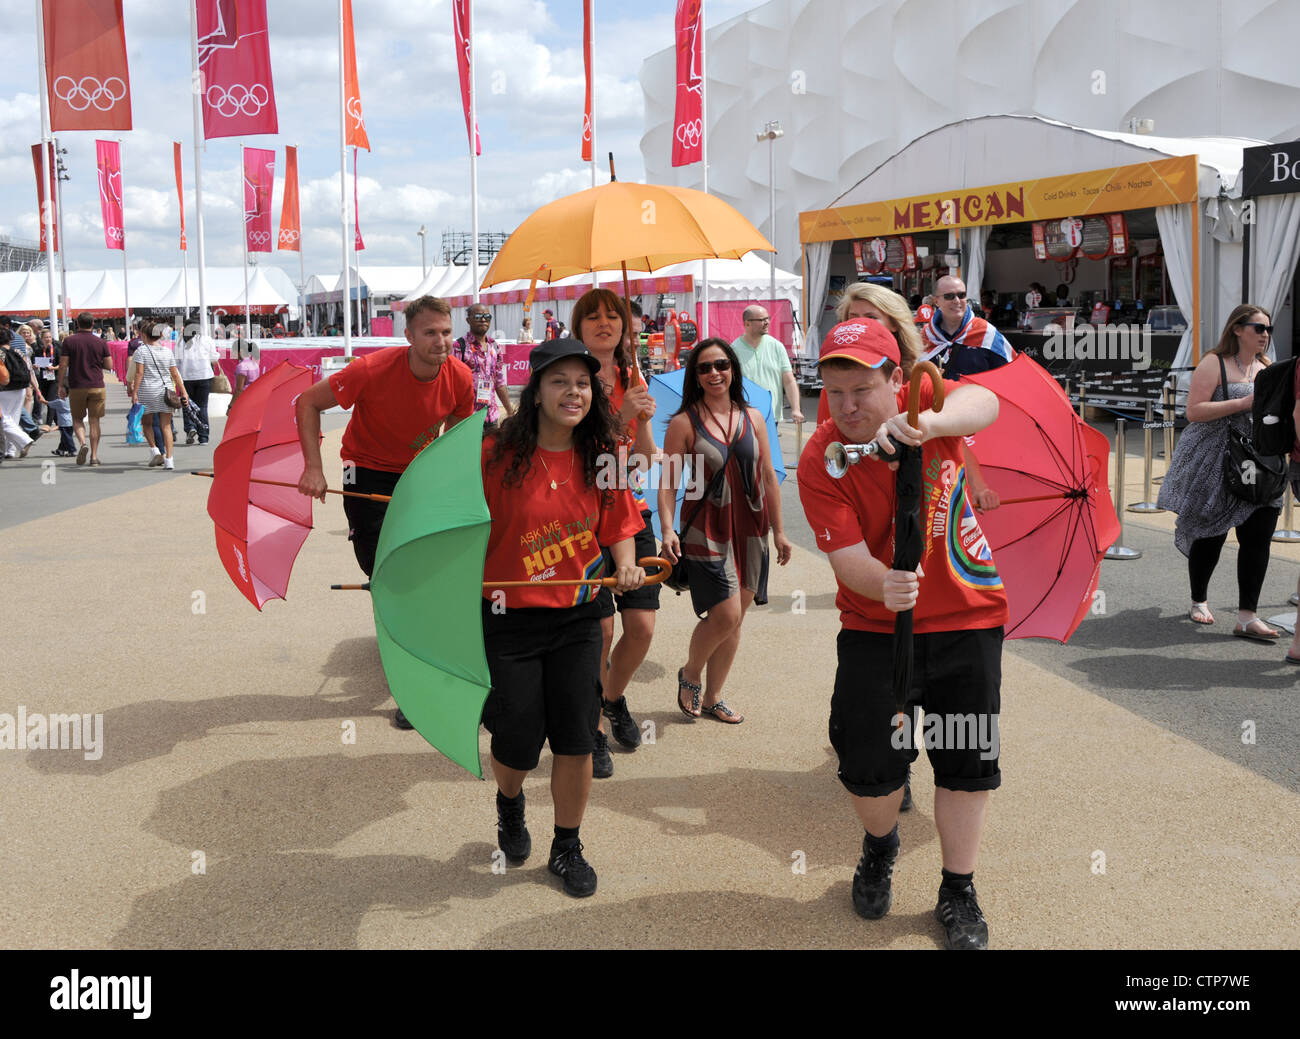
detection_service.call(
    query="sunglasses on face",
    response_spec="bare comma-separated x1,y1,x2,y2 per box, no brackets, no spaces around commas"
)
1240,322,1273,334
941,292,967,301
696,359,732,374
745,317,770,323
469,313,490,321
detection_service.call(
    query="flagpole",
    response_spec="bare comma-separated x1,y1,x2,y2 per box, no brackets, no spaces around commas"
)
589,0,598,290
34,0,58,333
242,147,251,340
188,0,210,340
469,0,479,304
338,0,352,356
699,0,709,339
299,241,307,336
53,134,70,332
121,139,130,336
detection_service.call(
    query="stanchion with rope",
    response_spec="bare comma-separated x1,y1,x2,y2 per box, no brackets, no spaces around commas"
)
1104,418,1141,560
1128,400,1165,513
1077,378,1088,421
1153,379,1176,484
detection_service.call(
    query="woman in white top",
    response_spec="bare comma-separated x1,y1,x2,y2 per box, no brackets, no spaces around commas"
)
518,315,535,343
129,320,188,469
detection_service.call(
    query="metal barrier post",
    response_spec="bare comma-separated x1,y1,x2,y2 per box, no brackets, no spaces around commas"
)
1128,401,1163,512
1105,418,1142,559
1154,381,1174,483
1078,378,1087,421
1274,481,1300,543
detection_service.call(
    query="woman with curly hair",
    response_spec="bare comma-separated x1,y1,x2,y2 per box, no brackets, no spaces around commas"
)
480,338,647,898
569,288,661,778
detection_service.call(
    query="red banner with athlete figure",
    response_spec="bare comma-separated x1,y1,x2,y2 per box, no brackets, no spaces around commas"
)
671,0,703,167
278,145,300,252
95,139,124,251
581,0,593,161
242,147,275,253
342,0,370,151
44,0,132,132
174,141,187,251
453,0,481,155
31,144,60,252
196,0,278,140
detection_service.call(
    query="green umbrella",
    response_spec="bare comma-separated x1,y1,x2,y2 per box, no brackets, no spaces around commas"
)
371,411,492,777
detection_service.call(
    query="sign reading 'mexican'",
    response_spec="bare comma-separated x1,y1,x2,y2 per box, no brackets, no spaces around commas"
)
1243,140,1300,198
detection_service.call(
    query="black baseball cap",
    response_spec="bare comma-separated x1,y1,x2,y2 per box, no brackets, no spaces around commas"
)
529,337,600,376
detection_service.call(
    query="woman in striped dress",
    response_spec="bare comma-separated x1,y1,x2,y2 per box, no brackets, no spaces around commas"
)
659,337,793,724
128,321,187,470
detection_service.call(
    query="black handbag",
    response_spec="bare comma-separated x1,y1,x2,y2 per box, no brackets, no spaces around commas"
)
1220,356,1286,506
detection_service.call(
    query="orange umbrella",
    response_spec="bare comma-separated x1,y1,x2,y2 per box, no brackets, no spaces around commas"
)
480,180,774,289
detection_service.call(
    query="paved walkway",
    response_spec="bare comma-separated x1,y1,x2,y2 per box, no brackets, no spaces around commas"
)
1,390,1297,948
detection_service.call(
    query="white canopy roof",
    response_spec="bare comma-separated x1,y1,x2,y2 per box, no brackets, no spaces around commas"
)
0,265,302,316
337,266,427,298
825,115,1267,213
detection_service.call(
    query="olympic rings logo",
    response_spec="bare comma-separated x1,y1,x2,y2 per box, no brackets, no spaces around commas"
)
831,323,870,345
347,96,364,129
53,75,127,112
207,83,270,118
105,226,125,241
675,118,702,149
278,229,300,245
248,231,272,245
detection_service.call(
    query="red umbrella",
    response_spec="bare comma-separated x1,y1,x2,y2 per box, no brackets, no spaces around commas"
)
961,355,1120,642
206,362,317,610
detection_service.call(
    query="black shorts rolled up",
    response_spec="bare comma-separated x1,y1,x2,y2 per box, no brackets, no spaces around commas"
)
830,626,1003,797
595,509,662,617
481,599,603,771
341,465,402,578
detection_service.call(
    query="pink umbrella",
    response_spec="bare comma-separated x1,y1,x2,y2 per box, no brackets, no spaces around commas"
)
962,356,1120,642
206,362,317,610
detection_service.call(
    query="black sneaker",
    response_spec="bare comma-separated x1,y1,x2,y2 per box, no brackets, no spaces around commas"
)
548,838,597,897
601,695,641,748
851,835,898,920
934,882,989,950
496,792,531,864
393,707,414,730
591,729,614,779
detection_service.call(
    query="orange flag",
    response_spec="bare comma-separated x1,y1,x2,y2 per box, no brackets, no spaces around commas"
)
342,0,370,151
174,141,186,251
278,145,301,251
44,0,132,132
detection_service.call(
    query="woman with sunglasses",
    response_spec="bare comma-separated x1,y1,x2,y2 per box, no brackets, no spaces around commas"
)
659,337,793,723
1158,304,1281,638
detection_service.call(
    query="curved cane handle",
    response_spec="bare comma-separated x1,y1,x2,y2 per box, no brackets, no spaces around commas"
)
907,360,945,427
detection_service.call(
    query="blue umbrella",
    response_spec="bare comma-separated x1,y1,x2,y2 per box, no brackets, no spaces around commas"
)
644,368,786,540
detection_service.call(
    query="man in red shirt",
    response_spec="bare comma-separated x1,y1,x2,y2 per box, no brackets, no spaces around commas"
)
798,319,1005,950
296,295,475,727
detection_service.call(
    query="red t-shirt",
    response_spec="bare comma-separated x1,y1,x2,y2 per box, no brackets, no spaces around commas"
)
798,380,1008,634
481,441,645,609
329,347,475,473
605,363,651,507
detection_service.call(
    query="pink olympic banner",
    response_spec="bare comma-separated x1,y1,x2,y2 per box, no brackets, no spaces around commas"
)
671,0,703,167
95,139,124,251
196,0,279,140
243,147,275,253
453,0,481,155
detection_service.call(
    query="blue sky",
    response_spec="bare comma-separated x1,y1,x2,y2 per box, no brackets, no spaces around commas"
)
0,0,755,281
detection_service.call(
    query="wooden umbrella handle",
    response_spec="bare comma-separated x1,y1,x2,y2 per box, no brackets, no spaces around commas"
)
907,360,944,427
485,556,672,589
192,470,393,502
332,557,674,593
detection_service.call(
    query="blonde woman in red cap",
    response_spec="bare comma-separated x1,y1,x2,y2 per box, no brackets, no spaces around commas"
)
798,319,1004,950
